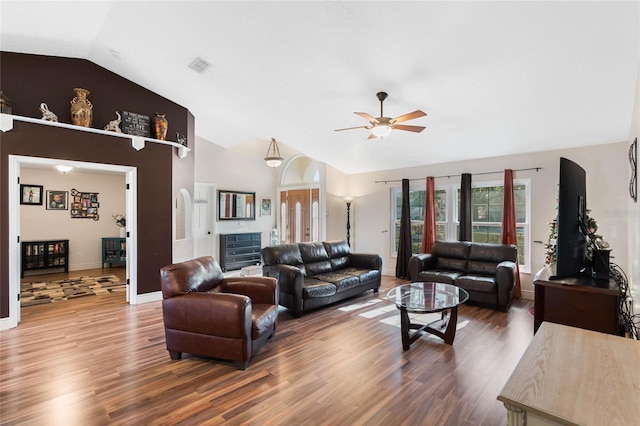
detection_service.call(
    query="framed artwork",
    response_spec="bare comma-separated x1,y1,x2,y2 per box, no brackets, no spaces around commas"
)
70,188,100,220
261,198,272,216
20,184,43,205
46,190,69,210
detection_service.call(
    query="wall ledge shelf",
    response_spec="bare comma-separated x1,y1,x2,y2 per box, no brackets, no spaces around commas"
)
0,113,191,158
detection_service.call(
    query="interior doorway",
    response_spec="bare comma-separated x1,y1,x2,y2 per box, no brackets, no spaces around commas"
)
7,155,138,328
193,183,217,259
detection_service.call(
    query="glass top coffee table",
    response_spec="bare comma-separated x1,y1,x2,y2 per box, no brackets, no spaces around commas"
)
387,282,469,350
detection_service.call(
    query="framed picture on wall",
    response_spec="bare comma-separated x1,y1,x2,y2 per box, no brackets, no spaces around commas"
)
261,198,272,216
20,184,43,205
46,190,69,210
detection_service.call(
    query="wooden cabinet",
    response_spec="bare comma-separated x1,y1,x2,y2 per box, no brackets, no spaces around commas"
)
102,237,126,268
219,233,261,272
533,268,620,335
498,322,640,426
21,240,69,277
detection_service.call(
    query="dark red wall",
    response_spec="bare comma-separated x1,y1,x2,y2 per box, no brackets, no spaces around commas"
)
1,52,195,319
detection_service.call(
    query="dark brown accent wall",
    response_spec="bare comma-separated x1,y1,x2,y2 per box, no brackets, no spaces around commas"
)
1,52,195,319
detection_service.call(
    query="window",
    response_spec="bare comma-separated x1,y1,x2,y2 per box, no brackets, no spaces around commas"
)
392,179,530,272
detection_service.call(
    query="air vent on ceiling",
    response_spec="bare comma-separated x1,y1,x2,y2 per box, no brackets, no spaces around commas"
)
188,57,211,73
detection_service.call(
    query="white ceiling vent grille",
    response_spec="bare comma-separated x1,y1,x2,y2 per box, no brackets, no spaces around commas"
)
188,57,211,73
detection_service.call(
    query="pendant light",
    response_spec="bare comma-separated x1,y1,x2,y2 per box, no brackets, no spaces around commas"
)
264,138,283,168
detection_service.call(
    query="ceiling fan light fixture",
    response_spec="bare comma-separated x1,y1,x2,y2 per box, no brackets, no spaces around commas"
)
264,137,284,168
371,124,392,138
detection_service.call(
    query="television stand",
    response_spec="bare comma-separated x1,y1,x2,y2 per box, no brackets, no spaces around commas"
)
533,266,621,335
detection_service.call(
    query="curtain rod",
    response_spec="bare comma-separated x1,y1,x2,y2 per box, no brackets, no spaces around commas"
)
374,167,543,184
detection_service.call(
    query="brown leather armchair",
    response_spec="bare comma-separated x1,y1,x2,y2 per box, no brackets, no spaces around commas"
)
160,256,278,369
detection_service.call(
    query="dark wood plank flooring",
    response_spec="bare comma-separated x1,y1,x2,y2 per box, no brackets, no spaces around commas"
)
3,272,534,425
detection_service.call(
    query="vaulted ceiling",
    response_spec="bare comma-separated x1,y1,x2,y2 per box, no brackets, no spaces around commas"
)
2,1,638,174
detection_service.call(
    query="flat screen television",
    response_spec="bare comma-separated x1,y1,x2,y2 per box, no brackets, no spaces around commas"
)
551,157,587,279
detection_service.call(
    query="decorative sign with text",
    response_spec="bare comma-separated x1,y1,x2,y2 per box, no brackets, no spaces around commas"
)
122,111,150,137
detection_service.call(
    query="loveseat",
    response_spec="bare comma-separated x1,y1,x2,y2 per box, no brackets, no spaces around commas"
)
408,241,518,312
261,240,382,317
160,256,279,369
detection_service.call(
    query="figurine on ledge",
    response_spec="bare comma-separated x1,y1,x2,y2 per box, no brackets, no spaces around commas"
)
104,111,122,133
39,103,58,122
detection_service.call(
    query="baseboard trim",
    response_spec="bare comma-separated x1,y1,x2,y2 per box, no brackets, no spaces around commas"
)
520,289,534,300
0,316,17,330
134,291,162,305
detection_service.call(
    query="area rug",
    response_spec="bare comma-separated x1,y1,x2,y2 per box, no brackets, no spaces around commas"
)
20,275,125,307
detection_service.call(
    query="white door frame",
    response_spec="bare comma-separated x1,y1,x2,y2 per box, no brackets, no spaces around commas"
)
6,155,138,329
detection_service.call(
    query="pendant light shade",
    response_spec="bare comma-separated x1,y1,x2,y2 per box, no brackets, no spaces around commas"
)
264,137,283,168
371,124,392,138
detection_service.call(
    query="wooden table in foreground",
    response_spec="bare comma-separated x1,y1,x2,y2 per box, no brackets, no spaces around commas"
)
497,322,640,426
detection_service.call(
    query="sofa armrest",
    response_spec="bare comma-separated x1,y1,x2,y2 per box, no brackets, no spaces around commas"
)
162,292,251,338
349,253,382,271
263,264,304,296
408,253,437,281
496,260,517,294
222,276,278,305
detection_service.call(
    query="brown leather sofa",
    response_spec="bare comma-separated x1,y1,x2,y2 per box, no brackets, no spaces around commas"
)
408,241,518,312
261,240,382,317
160,256,278,369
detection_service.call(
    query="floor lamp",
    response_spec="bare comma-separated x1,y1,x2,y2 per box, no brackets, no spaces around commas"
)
343,196,354,247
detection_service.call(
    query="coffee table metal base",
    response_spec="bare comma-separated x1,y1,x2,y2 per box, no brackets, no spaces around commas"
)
399,306,459,350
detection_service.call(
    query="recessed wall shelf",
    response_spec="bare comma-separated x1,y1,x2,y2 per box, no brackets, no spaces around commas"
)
0,113,191,158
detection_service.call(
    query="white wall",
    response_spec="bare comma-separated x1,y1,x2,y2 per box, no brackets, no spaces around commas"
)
20,168,126,271
327,141,631,300
195,136,302,258
628,58,640,312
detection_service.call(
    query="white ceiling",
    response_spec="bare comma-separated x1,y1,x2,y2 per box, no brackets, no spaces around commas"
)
2,1,638,174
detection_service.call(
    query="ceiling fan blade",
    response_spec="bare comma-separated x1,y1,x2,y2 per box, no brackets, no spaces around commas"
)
392,124,426,133
355,112,379,123
367,133,378,139
335,125,370,132
391,110,427,124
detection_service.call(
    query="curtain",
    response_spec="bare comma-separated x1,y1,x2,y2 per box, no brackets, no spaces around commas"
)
420,176,436,253
395,178,412,279
501,169,522,298
459,173,472,241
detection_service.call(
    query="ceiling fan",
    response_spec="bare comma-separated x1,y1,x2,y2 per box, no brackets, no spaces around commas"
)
335,92,427,139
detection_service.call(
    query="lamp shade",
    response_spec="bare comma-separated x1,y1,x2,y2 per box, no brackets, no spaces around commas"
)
264,138,284,168
371,124,392,138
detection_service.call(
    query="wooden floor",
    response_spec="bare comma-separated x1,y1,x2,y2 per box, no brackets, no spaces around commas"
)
2,272,534,425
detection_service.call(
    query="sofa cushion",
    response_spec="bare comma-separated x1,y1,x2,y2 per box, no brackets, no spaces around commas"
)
467,261,498,276
261,243,303,266
455,275,497,293
306,260,333,276
467,243,517,275
302,278,337,299
416,270,462,285
299,242,329,263
324,240,351,257
468,242,517,263
341,267,379,283
436,257,468,273
314,272,360,292
432,241,472,259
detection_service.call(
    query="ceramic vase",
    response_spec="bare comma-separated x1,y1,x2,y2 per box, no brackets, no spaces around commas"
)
152,113,168,140
70,87,93,127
